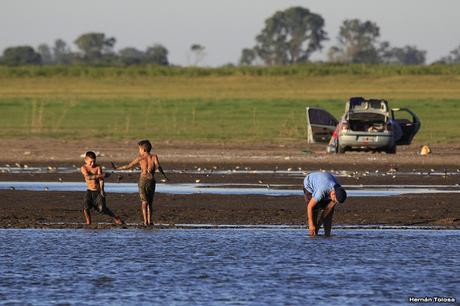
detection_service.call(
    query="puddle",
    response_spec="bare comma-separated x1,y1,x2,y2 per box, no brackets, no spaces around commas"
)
1,181,459,197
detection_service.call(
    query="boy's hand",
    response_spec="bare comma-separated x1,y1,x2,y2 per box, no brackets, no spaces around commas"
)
100,191,105,197
111,162,117,170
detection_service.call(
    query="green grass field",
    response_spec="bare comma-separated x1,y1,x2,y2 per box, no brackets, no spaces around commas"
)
1,65,459,143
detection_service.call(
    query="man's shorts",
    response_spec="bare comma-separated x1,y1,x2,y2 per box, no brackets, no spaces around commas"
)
83,190,106,213
138,175,156,205
303,188,329,211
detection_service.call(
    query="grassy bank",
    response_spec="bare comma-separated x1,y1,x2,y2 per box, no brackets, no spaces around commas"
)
1,97,459,143
1,66,459,143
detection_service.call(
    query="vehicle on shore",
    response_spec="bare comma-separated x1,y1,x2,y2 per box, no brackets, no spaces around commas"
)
306,97,420,154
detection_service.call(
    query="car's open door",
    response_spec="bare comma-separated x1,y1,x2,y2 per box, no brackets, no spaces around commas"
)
391,108,421,145
306,107,338,143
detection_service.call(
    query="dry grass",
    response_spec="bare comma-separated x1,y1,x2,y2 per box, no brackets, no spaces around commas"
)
0,75,460,100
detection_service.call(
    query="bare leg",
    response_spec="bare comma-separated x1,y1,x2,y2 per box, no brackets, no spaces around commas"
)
141,202,148,226
323,207,335,237
147,203,153,225
146,205,151,225
83,209,91,225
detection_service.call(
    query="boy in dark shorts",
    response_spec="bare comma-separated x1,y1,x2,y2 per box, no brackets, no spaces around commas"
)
303,171,347,237
80,151,122,225
112,140,168,226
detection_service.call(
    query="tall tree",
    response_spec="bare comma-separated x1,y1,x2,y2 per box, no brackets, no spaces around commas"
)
252,6,327,65
144,44,169,65
239,48,257,66
190,44,206,65
2,46,41,65
328,19,380,63
37,43,53,64
74,32,116,63
53,39,73,64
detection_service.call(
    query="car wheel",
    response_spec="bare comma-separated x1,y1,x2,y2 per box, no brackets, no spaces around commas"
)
337,144,346,154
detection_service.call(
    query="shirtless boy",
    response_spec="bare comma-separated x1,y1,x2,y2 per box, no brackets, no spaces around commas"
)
112,140,168,226
80,151,122,225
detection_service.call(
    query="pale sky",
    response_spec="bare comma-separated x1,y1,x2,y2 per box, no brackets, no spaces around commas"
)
1,0,459,65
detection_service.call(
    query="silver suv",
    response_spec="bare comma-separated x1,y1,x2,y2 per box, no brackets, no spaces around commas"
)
306,97,420,154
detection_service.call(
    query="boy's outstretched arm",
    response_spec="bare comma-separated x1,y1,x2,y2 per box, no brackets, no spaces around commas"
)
154,155,168,181
113,157,140,170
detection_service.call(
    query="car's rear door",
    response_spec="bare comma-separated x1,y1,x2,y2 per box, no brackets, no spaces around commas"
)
391,108,421,145
306,107,338,143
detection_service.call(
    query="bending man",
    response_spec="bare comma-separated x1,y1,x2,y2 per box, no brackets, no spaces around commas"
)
303,172,347,237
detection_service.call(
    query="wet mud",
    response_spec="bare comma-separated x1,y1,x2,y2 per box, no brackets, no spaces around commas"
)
1,164,459,229
1,141,459,229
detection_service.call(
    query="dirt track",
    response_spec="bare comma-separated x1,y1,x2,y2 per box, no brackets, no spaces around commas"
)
0,140,459,229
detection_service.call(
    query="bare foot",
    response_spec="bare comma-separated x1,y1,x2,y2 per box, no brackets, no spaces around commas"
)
114,216,123,225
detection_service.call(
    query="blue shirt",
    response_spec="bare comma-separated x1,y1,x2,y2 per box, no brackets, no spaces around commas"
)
303,172,339,203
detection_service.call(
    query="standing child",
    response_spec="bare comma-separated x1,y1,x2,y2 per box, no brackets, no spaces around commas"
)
80,151,122,225
113,140,168,226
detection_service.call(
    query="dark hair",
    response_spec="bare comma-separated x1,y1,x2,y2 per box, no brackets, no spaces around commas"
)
138,140,152,153
85,151,96,159
334,185,347,203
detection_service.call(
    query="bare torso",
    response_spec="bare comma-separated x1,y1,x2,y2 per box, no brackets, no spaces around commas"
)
139,154,157,179
81,164,102,191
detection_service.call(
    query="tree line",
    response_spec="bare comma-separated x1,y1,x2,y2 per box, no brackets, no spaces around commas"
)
0,33,171,66
1,6,460,66
239,7,460,66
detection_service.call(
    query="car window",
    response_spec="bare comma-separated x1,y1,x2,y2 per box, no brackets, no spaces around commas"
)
308,109,337,126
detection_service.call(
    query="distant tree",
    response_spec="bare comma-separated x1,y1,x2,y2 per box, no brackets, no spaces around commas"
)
239,48,257,66
37,43,53,64
144,44,169,65
251,6,327,65
190,44,206,65
328,19,380,64
2,46,41,65
118,47,145,65
437,45,460,64
53,39,73,64
74,32,116,63
380,43,426,65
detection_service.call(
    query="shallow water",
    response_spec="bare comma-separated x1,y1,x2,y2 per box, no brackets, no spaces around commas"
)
1,181,460,197
0,229,458,305
1,166,459,178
